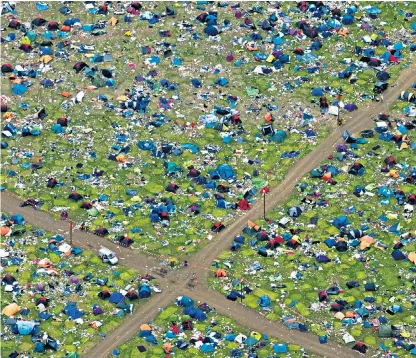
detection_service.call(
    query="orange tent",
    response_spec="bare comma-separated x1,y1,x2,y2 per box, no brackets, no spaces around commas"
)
265,112,272,122
3,112,15,120
215,269,227,277
322,172,332,181
116,154,127,163
408,252,416,264
359,235,375,250
37,258,52,268
40,55,53,64
388,169,399,178
2,303,21,317
140,324,151,331
61,25,71,32
163,342,173,354
247,220,260,231
61,91,71,98
1,226,11,236
338,28,349,36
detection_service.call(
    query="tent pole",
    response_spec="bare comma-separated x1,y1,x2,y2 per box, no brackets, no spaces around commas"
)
69,221,73,246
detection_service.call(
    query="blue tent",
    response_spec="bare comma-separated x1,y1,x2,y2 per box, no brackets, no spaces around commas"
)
34,342,46,353
201,344,215,353
176,296,194,307
389,223,401,235
364,6,381,14
332,215,349,229
14,321,36,335
274,344,288,353
63,302,83,319
311,88,323,96
342,14,354,25
205,25,220,36
138,284,151,298
270,130,287,143
216,199,227,209
217,164,234,179
12,84,28,95
244,336,258,346
258,295,271,307
52,124,65,133
378,186,393,198
183,306,207,321
109,292,125,304
10,214,24,225
327,19,341,29
138,141,156,151
392,250,406,261
215,77,229,86
191,78,202,88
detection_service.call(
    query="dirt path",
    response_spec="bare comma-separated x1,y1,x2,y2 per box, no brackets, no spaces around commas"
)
1,193,163,273
1,62,414,358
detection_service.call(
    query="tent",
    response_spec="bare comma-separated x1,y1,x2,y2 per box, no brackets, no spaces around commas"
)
139,284,151,298
10,214,24,225
176,296,194,307
258,295,271,307
273,344,288,353
2,303,21,317
12,84,28,95
378,325,393,338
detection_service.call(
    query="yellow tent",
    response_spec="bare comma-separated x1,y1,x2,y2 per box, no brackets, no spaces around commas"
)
250,331,262,341
21,36,31,45
116,95,128,101
40,55,53,64
125,30,132,37
109,17,118,26
266,55,275,63
2,303,21,317
408,252,416,264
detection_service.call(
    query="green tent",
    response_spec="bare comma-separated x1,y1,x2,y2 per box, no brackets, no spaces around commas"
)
378,325,392,338
252,178,267,189
87,208,99,217
91,76,105,88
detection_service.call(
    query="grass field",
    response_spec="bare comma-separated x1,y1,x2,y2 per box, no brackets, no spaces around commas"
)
1,1,415,257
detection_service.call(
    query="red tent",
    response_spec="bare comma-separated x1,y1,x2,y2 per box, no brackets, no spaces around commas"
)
238,199,250,210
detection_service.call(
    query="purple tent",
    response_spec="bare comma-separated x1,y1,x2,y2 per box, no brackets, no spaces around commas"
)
344,103,358,112
336,144,348,152
35,283,45,292
70,277,80,284
92,305,104,315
